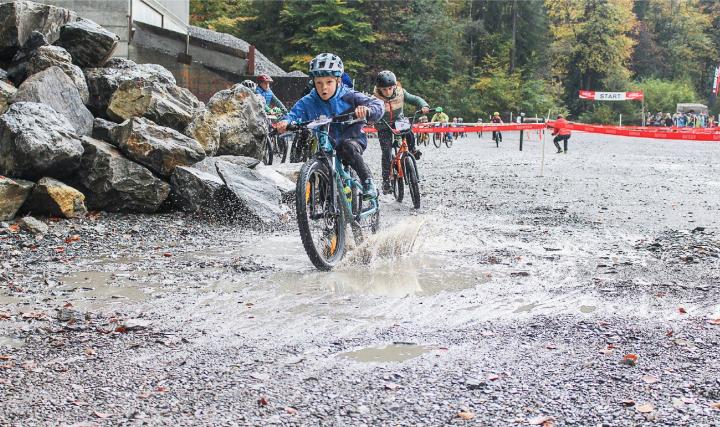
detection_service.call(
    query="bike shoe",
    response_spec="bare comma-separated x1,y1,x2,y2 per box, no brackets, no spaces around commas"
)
413,149,422,160
363,179,378,199
382,180,392,195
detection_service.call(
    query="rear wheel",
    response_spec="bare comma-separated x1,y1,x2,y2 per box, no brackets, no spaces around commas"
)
404,155,421,209
274,135,288,163
296,159,346,270
444,134,453,148
262,135,273,165
348,168,380,245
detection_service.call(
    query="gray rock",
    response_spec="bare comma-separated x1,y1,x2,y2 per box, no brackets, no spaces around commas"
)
185,84,268,157
0,102,84,180
0,80,16,114
0,176,34,220
22,177,86,218
26,45,89,103
78,137,170,213
57,18,119,68
84,58,176,117
0,68,7,82
215,160,288,226
108,78,203,132
270,162,302,183
12,66,93,135
18,215,47,234
6,31,48,85
254,163,294,201
0,1,78,61
114,117,205,178
170,165,227,213
192,155,261,175
91,118,120,145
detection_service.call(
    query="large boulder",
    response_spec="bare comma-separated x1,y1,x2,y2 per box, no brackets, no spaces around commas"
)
26,45,89,103
192,155,260,175
84,58,176,117
270,162,302,183
0,68,8,82
114,117,205,178
91,117,120,145
108,79,203,132
6,31,48,85
170,165,228,213
57,18,118,68
22,177,86,218
215,160,288,226
12,66,93,135
254,163,295,200
0,80,16,114
0,102,83,180
78,137,170,212
0,1,78,61
0,176,34,220
185,84,267,158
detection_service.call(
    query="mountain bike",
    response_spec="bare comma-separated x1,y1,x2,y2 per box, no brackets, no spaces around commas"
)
492,130,502,147
287,124,317,163
431,123,452,148
381,111,425,209
293,114,380,271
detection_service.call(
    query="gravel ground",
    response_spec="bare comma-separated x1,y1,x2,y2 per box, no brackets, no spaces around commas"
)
1,131,719,426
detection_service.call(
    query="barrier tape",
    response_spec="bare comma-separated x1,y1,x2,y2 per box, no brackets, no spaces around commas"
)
364,123,546,134
547,121,720,142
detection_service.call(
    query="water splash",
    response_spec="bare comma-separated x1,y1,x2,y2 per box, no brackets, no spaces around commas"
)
342,218,425,266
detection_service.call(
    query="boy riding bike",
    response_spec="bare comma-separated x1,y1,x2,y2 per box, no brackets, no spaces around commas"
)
372,70,430,194
256,74,288,114
276,53,384,199
491,111,503,146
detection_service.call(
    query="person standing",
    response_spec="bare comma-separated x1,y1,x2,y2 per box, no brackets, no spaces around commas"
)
551,114,571,153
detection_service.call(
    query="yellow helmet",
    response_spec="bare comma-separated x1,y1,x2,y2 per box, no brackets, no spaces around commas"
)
493,112,500,116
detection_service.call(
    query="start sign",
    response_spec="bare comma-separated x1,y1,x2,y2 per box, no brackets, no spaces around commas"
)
579,90,644,101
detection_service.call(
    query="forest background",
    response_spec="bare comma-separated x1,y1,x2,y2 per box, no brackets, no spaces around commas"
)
190,0,720,124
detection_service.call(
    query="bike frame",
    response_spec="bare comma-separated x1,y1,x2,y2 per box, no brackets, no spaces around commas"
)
312,120,379,225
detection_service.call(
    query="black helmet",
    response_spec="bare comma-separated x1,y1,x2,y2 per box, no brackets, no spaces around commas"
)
376,70,397,88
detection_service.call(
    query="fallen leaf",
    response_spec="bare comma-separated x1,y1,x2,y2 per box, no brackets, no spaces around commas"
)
63,302,73,308
621,399,635,406
622,354,638,366
545,343,557,350
154,386,169,393
681,397,696,404
258,396,268,406
528,415,555,425
599,349,614,355
93,411,111,419
22,311,47,320
384,382,401,391
666,329,674,337
487,374,500,381
22,360,37,370
83,347,96,356
636,403,655,413
457,410,475,420
710,402,720,410
0,312,10,320
0,363,13,369
284,407,298,415
64,235,81,243
0,355,12,361
707,318,720,325
71,400,88,406
8,224,19,233
642,375,660,384
138,391,152,399
607,343,616,349
678,307,687,314
163,252,172,257
114,326,127,334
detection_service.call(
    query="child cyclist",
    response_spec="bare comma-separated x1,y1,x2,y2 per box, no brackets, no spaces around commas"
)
275,53,384,199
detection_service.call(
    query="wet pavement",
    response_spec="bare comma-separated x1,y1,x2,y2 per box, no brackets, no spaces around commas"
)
1,132,719,425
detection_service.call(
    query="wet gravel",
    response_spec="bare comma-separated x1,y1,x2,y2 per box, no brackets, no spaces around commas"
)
1,132,720,425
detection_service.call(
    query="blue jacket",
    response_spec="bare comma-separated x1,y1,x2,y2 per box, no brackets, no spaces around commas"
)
256,86,287,112
283,85,384,148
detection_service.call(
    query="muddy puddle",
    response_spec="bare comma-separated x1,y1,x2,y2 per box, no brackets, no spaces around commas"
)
54,271,158,311
338,343,435,363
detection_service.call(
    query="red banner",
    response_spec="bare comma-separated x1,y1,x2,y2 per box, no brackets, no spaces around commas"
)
364,123,546,134
579,91,644,101
547,121,720,142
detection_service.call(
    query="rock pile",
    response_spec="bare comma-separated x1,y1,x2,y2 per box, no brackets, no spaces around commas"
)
0,1,284,226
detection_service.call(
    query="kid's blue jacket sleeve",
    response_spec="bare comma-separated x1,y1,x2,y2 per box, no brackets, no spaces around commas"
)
349,91,384,122
283,98,308,123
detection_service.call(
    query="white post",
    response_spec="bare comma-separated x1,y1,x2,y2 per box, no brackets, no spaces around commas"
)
539,128,546,177
619,114,622,127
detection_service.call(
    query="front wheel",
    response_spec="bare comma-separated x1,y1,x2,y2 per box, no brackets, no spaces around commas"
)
444,134,453,148
433,132,442,148
404,155,421,209
391,161,404,203
296,159,346,271
262,135,273,165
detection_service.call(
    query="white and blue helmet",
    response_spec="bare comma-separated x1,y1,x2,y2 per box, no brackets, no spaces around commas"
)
309,53,344,77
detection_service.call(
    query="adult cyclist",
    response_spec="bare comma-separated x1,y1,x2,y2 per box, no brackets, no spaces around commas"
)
372,70,429,194
276,53,384,199
491,111,503,146
256,74,287,114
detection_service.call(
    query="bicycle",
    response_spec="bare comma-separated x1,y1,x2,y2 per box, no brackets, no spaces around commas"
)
293,113,380,271
265,113,289,164
381,111,425,209
492,130,501,147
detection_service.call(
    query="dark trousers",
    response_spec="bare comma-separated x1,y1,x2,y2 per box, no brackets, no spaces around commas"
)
378,130,416,182
336,139,372,183
553,135,570,152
